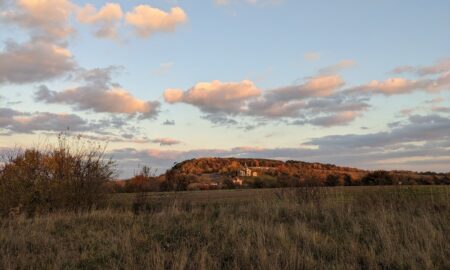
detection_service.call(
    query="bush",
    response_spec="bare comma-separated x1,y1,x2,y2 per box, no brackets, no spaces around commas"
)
0,134,116,216
361,170,395,185
343,174,353,186
122,166,160,193
325,174,341,186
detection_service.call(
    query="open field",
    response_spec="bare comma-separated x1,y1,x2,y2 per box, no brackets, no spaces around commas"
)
1,186,449,269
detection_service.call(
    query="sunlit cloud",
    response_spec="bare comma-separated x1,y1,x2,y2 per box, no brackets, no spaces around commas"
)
347,74,450,95
164,80,262,114
390,58,450,76
76,3,123,40
0,39,75,84
125,5,187,38
1,0,75,40
35,67,160,119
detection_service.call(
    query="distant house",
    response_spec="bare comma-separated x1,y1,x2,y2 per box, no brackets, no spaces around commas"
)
232,177,243,186
239,164,258,177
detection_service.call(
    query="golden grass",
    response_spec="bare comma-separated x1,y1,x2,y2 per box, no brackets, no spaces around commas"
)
1,186,449,269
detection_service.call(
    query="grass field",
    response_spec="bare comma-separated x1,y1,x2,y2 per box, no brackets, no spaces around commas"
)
1,186,449,269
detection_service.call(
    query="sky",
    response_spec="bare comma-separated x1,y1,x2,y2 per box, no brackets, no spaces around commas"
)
0,0,449,177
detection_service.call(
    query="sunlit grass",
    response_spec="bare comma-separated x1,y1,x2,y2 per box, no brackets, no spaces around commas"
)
1,186,449,269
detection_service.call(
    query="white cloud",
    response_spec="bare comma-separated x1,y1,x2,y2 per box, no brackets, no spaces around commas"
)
164,80,262,114
77,3,123,40
1,0,75,40
125,5,187,38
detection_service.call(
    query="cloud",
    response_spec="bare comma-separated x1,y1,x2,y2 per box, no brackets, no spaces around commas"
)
163,120,175,125
265,75,344,102
304,52,320,61
0,39,75,84
73,134,152,144
390,58,450,76
76,3,123,40
164,80,262,114
152,62,173,76
125,5,187,38
431,106,450,113
306,114,450,148
1,0,75,40
247,100,305,118
151,138,181,146
347,74,450,95
35,67,160,119
0,107,92,134
163,58,448,127
308,111,360,127
0,107,157,143
318,60,356,75
163,67,365,126
244,75,350,119
36,86,160,119
201,114,238,126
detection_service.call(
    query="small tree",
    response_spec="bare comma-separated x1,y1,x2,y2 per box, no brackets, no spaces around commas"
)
361,170,393,185
343,174,353,186
325,174,341,186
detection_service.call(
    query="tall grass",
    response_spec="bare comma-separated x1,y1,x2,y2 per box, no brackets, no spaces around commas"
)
0,186,448,269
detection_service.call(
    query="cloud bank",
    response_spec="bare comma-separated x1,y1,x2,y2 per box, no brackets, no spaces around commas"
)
35,67,160,119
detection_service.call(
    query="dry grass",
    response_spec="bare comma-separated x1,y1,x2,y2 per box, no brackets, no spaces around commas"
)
0,186,449,269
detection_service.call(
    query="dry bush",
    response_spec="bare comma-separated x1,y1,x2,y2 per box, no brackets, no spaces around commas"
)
121,165,160,193
0,134,116,216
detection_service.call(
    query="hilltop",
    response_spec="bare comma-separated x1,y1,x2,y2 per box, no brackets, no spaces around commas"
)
158,158,449,191
170,157,365,179
113,158,449,192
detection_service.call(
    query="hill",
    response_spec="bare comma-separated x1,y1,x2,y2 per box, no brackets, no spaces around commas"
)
162,158,449,190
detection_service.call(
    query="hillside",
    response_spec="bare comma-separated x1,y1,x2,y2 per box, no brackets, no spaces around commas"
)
170,157,366,179
162,158,449,190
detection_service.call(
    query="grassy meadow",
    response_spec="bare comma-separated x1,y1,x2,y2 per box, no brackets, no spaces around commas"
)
1,186,449,269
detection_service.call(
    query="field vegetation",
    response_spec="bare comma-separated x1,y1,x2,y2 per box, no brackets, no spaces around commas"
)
0,135,449,269
1,187,449,269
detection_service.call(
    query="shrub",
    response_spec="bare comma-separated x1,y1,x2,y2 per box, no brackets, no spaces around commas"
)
361,170,395,185
0,134,116,216
122,165,160,193
343,174,353,186
325,174,341,186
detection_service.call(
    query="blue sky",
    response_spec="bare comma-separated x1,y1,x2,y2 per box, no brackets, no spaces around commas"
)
1,0,449,177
